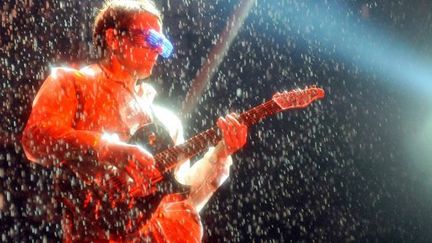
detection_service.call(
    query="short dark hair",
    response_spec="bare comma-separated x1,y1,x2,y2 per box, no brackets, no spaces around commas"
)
92,0,162,57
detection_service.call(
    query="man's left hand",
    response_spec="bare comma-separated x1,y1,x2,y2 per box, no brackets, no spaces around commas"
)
216,113,248,158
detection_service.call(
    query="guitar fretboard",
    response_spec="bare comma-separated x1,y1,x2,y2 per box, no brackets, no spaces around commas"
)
154,99,282,173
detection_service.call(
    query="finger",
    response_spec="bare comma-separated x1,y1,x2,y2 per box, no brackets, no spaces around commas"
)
224,116,235,130
113,170,132,190
218,116,242,154
218,117,231,140
124,160,144,184
228,113,243,131
229,112,239,119
224,116,240,137
128,183,146,197
226,113,241,127
134,149,163,181
226,117,244,140
240,124,248,145
99,166,130,192
103,157,139,187
233,135,243,150
217,117,228,133
223,132,234,152
237,124,246,141
134,146,155,169
228,124,247,151
226,122,242,146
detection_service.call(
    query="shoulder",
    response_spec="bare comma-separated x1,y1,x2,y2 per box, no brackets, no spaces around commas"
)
48,66,84,80
48,64,102,82
33,66,99,105
33,67,79,102
41,66,94,89
152,104,184,144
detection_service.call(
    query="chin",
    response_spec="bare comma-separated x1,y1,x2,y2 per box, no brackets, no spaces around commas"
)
132,65,152,78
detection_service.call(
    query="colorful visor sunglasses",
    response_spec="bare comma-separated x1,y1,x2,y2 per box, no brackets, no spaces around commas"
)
129,29,174,58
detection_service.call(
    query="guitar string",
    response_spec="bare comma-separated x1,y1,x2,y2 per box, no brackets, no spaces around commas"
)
158,100,281,170
158,90,317,170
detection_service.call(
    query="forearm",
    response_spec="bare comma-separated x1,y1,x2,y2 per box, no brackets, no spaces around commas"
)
184,142,232,187
21,124,103,167
185,141,233,212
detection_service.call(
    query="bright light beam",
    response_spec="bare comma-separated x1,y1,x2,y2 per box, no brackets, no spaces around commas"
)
182,0,256,115
266,1,432,179
267,1,432,99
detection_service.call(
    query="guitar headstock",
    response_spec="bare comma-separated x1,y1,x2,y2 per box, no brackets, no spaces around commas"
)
272,85,325,110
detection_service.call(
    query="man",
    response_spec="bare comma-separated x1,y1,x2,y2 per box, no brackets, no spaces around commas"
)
21,0,247,241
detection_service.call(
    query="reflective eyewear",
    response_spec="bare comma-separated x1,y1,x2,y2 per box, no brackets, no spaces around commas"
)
129,29,173,58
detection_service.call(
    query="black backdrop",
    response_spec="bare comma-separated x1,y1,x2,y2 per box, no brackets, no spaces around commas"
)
1,0,432,241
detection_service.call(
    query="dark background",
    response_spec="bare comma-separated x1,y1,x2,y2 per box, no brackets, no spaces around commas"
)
1,0,432,241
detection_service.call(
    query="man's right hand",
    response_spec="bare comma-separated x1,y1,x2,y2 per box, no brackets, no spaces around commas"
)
90,141,160,196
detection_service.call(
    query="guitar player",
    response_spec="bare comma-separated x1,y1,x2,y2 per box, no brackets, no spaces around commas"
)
21,0,247,241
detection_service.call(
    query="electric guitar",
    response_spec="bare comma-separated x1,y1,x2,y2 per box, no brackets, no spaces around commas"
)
147,85,324,180
62,85,325,234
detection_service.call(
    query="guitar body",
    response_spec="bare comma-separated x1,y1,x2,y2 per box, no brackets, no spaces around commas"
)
58,118,190,235
128,115,192,198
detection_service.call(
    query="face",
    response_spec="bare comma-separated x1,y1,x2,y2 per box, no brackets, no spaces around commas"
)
111,12,162,79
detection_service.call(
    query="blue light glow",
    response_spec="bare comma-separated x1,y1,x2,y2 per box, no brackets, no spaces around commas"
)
265,1,432,98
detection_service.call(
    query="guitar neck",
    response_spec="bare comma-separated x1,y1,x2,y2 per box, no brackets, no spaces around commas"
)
154,100,282,173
